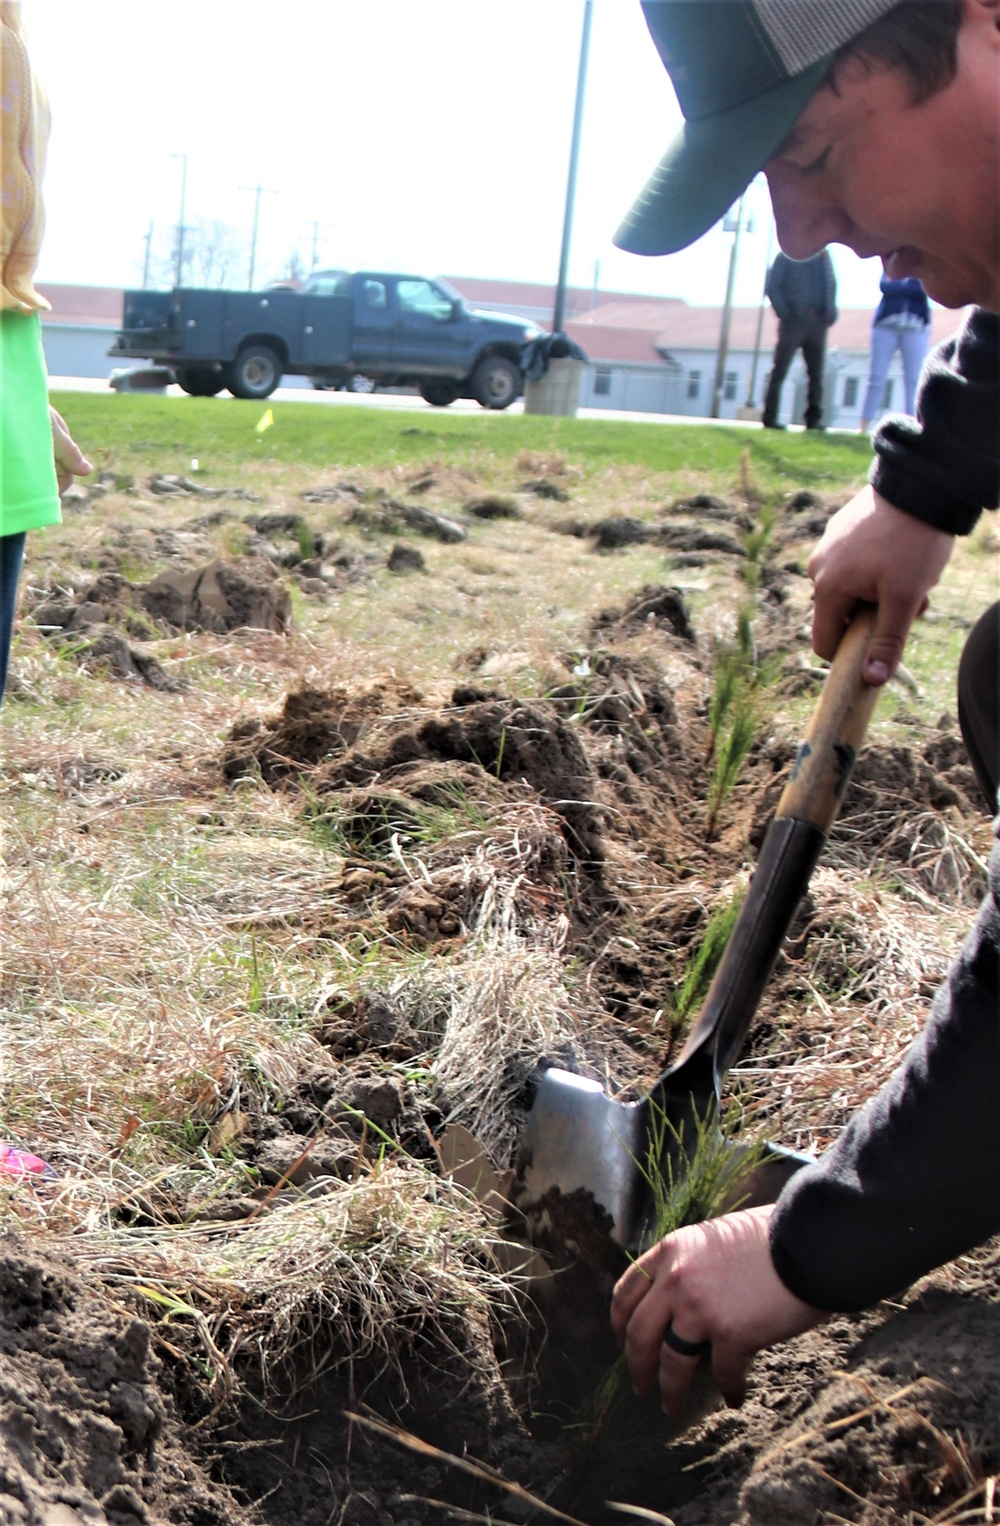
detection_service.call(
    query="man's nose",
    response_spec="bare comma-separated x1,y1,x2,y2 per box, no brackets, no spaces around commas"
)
764,163,846,259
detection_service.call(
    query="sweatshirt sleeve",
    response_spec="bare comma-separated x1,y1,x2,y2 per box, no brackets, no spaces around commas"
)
870,308,1000,535
824,253,837,326
769,827,1000,1312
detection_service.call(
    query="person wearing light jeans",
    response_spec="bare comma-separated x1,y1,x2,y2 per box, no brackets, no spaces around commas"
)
860,274,932,430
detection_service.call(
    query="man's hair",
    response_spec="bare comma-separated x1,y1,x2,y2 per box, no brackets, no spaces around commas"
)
834,0,963,102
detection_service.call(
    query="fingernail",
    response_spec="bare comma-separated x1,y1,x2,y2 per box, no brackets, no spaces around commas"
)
867,660,889,684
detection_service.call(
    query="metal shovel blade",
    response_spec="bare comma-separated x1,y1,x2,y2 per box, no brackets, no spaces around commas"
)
516,1069,649,1246
515,1061,809,1251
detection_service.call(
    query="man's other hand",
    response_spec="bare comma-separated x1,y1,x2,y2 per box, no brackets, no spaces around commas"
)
808,487,954,686
611,1206,825,1416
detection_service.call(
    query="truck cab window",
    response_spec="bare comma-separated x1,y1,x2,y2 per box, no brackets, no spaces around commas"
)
363,281,388,311
396,280,454,322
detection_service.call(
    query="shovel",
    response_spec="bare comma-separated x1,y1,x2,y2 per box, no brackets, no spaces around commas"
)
514,606,880,1255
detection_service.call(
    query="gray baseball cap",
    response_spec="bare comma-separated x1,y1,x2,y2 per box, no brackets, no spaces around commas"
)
616,0,902,256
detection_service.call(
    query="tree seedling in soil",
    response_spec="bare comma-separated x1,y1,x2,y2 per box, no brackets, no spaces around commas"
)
568,895,763,1457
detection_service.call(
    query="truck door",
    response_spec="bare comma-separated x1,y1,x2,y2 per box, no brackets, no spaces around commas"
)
389,278,471,376
300,294,352,369
350,277,395,371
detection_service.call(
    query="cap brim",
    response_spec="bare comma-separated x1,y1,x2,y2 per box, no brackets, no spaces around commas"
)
615,57,829,257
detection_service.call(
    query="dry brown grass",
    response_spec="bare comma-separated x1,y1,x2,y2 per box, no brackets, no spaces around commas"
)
1,437,994,1445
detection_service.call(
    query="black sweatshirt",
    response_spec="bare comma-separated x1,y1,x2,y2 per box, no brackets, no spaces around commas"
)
768,306,1000,1312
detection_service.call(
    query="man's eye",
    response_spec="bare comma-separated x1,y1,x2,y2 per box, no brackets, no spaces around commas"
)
800,146,832,176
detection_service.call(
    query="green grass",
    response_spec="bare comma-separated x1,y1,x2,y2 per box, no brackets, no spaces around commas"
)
52,393,872,495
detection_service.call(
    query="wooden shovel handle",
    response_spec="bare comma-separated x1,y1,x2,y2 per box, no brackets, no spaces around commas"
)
667,604,880,1080
775,604,879,833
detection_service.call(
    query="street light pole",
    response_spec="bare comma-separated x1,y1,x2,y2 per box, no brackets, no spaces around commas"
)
141,220,154,289
169,153,188,288
710,193,746,419
552,0,593,334
307,219,326,271
746,203,775,408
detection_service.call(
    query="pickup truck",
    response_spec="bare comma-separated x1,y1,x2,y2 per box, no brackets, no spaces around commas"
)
109,270,544,409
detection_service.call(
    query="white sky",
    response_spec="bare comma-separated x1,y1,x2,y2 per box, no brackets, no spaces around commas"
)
28,0,884,312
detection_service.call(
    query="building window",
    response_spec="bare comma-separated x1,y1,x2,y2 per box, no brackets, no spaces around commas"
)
593,368,612,396
723,370,738,401
687,370,701,399
843,375,859,409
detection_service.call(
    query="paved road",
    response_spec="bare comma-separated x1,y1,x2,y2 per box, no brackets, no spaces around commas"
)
48,374,779,430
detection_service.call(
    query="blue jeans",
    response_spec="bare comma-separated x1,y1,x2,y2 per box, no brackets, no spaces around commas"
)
861,321,931,422
0,532,26,704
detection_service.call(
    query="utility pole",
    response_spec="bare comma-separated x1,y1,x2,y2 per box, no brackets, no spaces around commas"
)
307,219,326,271
169,153,188,288
141,220,154,289
242,183,277,289
552,0,593,334
746,202,775,409
710,193,746,419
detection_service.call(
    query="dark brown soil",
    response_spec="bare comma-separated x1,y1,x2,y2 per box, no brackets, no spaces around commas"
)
0,1240,256,1525
9,1227,996,1526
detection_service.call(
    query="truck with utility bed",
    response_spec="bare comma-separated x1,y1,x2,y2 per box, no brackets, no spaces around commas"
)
109,270,543,409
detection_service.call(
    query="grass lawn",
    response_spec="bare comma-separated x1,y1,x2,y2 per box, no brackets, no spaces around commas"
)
52,391,874,493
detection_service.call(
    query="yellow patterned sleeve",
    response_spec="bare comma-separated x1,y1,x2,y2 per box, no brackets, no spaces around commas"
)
1,1,50,312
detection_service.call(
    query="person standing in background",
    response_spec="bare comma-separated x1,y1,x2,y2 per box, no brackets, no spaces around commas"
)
860,275,932,432
1,1,90,1184
0,0,91,706
761,249,838,430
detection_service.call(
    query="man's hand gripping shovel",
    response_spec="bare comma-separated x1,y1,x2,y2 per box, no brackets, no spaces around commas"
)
512,607,880,1258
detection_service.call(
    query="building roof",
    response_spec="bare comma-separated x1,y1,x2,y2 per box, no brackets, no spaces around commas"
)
37,284,124,324
444,275,678,322
566,297,968,367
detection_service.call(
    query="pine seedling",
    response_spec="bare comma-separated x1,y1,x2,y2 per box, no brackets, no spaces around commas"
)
705,687,760,838
705,654,738,763
577,1107,763,1452
670,887,744,1025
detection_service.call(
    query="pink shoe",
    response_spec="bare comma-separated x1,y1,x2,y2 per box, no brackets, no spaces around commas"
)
0,1143,57,1181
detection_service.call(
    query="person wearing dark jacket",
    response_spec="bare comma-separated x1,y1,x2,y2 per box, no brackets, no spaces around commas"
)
762,249,838,428
609,0,1000,1417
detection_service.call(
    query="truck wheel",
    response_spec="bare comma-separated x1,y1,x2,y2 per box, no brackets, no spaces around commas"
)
471,356,520,410
175,366,225,397
420,381,459,407
227,345,282,400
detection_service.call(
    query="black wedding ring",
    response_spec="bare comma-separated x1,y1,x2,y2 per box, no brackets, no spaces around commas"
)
663,1324,710,1358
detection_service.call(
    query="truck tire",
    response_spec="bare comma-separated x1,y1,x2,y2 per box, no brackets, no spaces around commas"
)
471,355,520,410
227,345,282,400
420,381,459,407
175,366,225,397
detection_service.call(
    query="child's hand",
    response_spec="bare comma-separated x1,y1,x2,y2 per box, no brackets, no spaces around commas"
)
49,406,93,494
